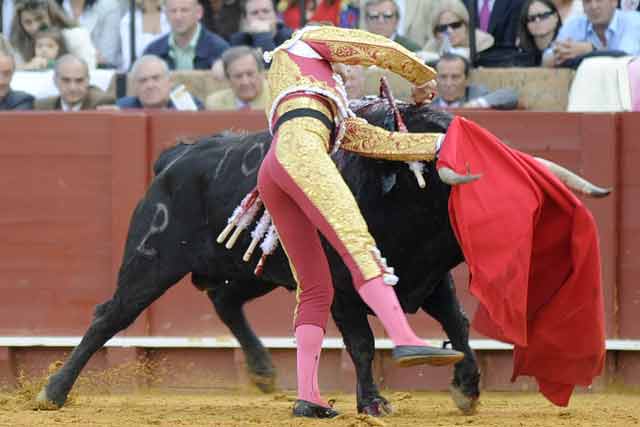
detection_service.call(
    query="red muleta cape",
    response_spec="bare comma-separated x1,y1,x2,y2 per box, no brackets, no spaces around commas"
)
437,117,605,406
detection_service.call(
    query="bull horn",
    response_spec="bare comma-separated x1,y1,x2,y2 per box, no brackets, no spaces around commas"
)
438,167,482,185
534,157,612,198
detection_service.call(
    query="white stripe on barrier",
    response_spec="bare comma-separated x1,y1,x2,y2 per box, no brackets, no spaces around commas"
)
0,336,638,351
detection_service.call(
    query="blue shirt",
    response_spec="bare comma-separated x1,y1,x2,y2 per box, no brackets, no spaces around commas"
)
553,10,640,55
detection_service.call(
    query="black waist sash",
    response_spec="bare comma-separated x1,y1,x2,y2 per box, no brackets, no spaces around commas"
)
272,108,336,144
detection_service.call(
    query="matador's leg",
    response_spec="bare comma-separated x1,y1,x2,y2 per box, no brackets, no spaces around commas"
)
258,143,335,409
268,115,382,287
258,145,334,331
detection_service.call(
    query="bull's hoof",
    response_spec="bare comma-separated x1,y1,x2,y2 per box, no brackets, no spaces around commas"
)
249,372,276,393
358,397,393,417
33,389,63,411
449,384,479,415
292,399,339,418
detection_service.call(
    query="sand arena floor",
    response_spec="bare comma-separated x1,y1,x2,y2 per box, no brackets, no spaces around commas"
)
1,388,639,426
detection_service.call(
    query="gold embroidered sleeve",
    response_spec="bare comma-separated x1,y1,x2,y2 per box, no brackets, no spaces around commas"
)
339,118,442,162
301,27,436,85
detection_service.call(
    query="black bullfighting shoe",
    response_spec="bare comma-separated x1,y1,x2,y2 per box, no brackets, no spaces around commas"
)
292,399,340,418
392,345,464,367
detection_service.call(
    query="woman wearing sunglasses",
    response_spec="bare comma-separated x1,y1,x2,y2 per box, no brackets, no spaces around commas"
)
422,0,493,61
517,0,561,66
10,0,97,69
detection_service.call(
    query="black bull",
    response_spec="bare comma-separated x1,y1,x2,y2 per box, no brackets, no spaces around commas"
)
37,101,481,415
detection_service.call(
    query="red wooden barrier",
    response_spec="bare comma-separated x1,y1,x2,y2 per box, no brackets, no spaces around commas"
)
618,113,640,339
0,112,147,336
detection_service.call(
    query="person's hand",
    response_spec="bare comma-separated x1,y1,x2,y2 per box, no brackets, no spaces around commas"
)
211,59,225,81
553,39,594,65
411,79,438,105
23,56,49,70
96,105,120,111
462,98,489,109
96,49,108,65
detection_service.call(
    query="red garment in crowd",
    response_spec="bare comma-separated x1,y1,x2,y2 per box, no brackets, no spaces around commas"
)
283,0,341,29
437,117,606,406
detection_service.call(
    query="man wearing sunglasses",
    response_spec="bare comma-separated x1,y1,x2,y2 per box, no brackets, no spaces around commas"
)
363,0,421,51
543,0,640,67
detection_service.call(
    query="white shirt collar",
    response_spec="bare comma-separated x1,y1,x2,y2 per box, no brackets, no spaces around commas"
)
61,99,83,111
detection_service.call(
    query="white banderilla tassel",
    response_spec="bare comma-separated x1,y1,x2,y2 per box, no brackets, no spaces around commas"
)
370,246,399,286
407,161,426,189
254,224,280,276
243,210,272,262
217,190,259,244
226,199,263,249
260,224,280,255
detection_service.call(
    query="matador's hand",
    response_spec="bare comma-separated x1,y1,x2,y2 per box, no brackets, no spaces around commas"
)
411,80,438,106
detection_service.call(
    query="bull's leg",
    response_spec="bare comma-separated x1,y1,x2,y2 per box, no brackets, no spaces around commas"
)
331,288,392,417
35,254,190,410
205,280,278,392
421,273,481,414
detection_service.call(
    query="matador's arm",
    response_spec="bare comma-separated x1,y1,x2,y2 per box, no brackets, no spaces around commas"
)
300,26,436,86
339,117,442,162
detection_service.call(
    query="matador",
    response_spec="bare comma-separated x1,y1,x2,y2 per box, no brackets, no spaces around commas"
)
251,26,464,418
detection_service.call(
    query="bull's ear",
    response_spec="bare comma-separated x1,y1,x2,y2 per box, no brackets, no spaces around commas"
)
382,173,397,195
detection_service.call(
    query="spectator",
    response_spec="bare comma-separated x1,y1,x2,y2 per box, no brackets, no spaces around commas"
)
200,0,242,40
116,54,204,108
554,0,584,21
32,27,68,69
0,36,34,109
205,45,268,110
542,0,640,67
431,53,518,109
333,63,367,99
58,0,122,68
462,0,525,46
358,1,442,49
143,0,229,70
230,0,293,54
517,0,561,65
10,0,97,68
119,0,170,71
35,53,112,109
363,0,421,51
422,0,494,61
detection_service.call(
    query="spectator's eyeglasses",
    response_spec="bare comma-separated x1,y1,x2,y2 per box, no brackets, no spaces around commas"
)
366,12,396,22
434,21,465,33
526,10,555,23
